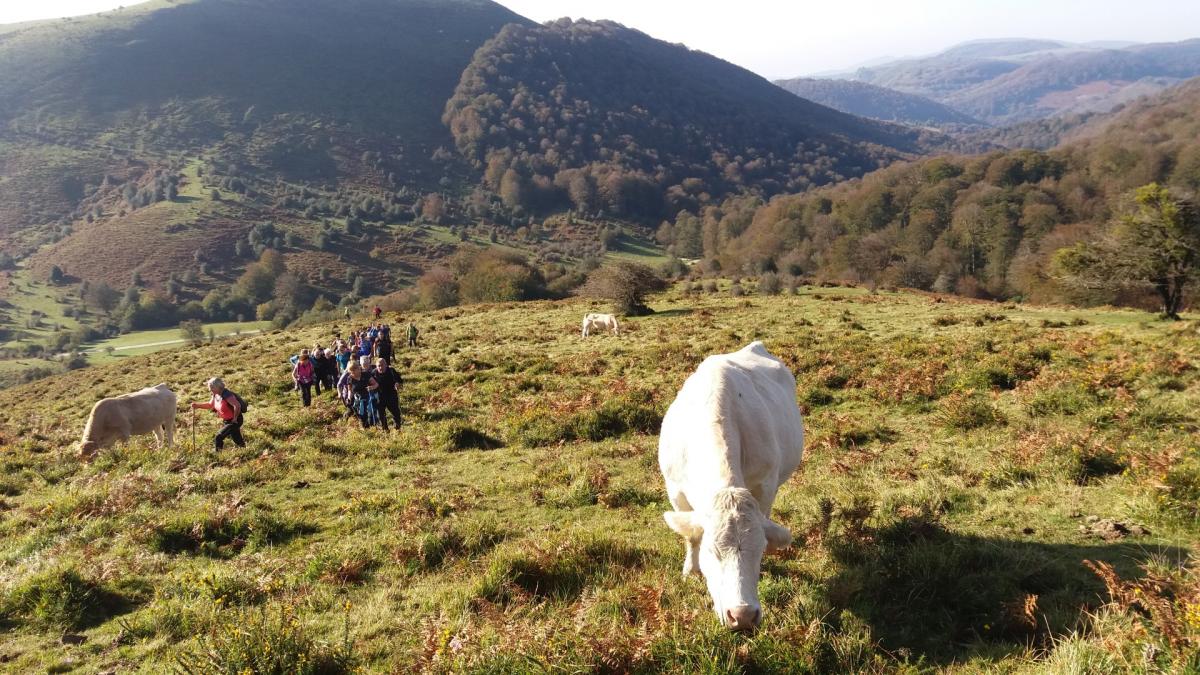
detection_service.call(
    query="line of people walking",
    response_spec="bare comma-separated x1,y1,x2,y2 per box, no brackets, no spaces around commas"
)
290,321,418,432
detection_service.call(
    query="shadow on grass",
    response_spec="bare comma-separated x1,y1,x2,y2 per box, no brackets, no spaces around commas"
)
647,308,694,319
808,516,1188,665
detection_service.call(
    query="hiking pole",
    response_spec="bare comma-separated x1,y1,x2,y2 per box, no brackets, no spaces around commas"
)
191,407,196,453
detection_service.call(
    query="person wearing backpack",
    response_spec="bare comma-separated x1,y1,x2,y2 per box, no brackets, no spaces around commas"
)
406,321,419,348
191,377,247,450
344,361,380,429
292,349,316,407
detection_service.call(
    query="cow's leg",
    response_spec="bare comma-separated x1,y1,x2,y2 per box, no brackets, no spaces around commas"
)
668,489,701,576
151,426,163,448
165,417,175,449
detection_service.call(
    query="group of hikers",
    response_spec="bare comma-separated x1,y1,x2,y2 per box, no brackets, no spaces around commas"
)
191,318,421,450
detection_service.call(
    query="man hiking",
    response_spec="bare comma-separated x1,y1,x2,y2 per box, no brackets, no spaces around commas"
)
190,377,246,450
406,321,419,348
373,357,402,432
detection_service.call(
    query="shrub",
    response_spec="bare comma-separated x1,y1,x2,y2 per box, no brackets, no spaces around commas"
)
937,390,1004,430
576,261,666,315
433,423,503,452
758,272,782,295
176,603,355,674
150,510,314,558
2,568,128,630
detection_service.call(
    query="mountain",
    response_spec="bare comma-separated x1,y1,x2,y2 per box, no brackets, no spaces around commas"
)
848,38,1200,125
654,76,1200,307
443,19,936,221
774,77,984,129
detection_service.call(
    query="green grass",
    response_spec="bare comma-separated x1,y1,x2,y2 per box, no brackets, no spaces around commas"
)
0,288,1197,672
0,269,81,350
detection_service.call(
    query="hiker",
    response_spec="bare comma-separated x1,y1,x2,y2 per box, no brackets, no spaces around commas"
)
335,343,353,375
344,306,352,320
190,377,246,450
406,321,419,348
319,348,339,392
359,355,375,377
344,361,381,429
292,349,316,407
378,325,394,363
373,357,402,431
373,305,382,320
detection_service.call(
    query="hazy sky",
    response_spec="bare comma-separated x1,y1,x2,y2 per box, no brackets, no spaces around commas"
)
4,0,1199,78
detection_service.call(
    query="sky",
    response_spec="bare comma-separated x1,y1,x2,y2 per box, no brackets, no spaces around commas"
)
3,0,1199,79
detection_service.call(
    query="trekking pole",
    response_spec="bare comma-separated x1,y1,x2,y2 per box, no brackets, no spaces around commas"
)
191,407,196,452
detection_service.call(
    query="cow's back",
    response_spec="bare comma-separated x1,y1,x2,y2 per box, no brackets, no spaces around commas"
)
659,342,803,502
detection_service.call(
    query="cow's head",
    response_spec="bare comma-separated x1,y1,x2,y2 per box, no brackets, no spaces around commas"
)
77,440,98,458
663,488,792,631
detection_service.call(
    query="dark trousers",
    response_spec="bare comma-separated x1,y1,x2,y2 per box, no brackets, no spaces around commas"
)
215,415,245,450
407,336,417,347
297,382,312,407
378,396,401,430
313,376,323,395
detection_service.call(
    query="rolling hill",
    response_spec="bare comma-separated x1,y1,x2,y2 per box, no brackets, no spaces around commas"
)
774,77,984,129
0,288,1195,671
844,37,1200,125
442,19,940,220
656,75,1200,308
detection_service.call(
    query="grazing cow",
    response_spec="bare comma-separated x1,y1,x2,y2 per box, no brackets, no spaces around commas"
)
78,384,177,457
581,312,620,337
658,342,804,631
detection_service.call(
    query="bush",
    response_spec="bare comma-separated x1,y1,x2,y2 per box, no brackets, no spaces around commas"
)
433,423,503,452
176,603,355,674
758,272,781,295
576,261,666,315
2,568,128,630
937,390,1004,430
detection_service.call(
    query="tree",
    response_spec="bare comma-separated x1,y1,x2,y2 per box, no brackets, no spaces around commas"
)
416,267,459,309
180,319,205,347
1055,183,1199,319
577,261,667,316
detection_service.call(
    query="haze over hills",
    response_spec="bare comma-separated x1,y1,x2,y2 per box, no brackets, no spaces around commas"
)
773,77,985,129
837,37,1200,124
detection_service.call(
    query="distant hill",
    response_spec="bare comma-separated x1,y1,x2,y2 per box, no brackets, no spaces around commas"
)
443,19,936,221
774,77,984,129
848,38,1200,125
654,75,1200,307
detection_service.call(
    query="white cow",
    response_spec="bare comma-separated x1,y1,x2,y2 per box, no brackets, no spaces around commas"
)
658,342,804,631
581,312,620,337
78,384,177,457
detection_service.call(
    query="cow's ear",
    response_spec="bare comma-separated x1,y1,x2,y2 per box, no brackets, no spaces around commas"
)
763,519,792,553
663,511,703,540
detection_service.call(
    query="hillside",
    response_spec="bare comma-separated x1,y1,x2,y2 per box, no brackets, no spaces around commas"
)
443,19,938,221
774,77,984,129
656,76,1200,308
0,289,1196,671
849,38,1200,125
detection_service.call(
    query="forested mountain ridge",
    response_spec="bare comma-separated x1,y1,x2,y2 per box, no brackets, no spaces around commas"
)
443,19,941,222
774,77,985,129
656,76,1200,309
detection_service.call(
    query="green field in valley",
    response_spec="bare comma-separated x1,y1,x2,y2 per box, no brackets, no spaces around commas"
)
0,287,1196,672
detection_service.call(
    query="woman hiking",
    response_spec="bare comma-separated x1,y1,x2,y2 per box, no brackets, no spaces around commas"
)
342,361,382,429
292,349,316,407
190,378,246,450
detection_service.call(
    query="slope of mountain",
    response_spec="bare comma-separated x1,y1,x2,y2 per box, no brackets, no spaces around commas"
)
850,38,1200,125
656,76,1200,307
443,19,936,221
774,77,984,129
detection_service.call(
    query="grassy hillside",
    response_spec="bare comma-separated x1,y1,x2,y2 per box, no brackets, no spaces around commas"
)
0,289,1196,672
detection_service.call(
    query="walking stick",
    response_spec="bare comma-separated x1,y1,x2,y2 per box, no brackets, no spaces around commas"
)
191,407,196,453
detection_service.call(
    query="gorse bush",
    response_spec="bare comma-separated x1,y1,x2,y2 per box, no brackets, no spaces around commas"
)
176,603,356,675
